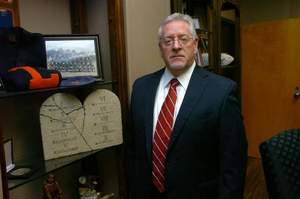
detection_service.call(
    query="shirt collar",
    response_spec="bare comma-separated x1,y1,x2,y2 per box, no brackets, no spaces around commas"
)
162,61,196,90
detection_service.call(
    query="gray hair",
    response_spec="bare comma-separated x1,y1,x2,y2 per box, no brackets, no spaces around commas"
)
158,13,198,41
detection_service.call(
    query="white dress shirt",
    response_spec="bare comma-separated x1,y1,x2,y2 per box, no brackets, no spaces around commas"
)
153,62,196,136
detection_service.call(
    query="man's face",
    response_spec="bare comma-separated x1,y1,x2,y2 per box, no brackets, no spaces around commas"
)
159,20,198,76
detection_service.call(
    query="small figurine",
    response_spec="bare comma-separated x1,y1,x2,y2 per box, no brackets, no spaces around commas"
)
43,174,64,199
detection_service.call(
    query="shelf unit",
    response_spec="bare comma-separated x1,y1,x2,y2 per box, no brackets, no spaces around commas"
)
218,0,241,98
0,81,124,198
8,148,104,190
0,0,128,197
171,0,241,97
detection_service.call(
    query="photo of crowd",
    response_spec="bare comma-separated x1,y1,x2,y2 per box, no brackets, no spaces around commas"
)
45,38,101,78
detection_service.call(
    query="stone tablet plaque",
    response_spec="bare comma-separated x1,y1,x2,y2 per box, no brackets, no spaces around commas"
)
40,89,123,160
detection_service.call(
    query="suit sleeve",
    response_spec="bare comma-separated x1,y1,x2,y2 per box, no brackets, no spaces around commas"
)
218,82,248,199
126,80,138,199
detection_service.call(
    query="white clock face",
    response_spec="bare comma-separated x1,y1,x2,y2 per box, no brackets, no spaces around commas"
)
79,176,87,184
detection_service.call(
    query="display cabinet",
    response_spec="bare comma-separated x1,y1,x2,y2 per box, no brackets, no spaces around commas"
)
171,0,214,68
0,0,128,197
0,81,125,198
0,0,128,198
217,0,241,96
171,0,241,92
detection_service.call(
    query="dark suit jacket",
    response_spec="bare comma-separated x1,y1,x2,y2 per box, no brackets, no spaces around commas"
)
128,66,247,199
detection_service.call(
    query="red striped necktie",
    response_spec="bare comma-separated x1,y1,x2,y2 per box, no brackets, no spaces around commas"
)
152,78,179,193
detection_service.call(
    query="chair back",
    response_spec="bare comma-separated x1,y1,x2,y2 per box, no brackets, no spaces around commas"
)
259,129,300,199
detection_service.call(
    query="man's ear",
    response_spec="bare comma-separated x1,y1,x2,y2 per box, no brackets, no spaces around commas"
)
159,43,164,57
194,39,199,54
158,42,162,49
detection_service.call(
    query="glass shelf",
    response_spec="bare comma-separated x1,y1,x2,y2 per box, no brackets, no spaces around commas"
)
7,147,116,190
221,63,239,69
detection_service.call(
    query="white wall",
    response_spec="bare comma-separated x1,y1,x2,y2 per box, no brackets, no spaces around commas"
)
124,0,170,94
18,0,71,34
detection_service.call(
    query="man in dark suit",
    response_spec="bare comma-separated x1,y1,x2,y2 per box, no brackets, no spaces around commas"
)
128,13,247,199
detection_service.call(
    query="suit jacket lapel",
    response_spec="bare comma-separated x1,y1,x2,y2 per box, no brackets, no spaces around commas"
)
167,67,208,153
144,69,164,162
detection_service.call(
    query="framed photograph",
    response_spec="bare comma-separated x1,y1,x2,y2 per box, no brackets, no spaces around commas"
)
3,139,14,173
0,78,3,90
44,34,103,79
3,139,35,179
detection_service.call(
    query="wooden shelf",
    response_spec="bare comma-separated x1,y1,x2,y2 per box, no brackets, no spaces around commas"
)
0,79,119,193
220,63,239,69
0,0,128,198
8,148,107,190
0,80,117,99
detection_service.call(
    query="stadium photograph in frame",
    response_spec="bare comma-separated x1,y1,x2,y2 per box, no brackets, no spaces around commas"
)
44,35,103,79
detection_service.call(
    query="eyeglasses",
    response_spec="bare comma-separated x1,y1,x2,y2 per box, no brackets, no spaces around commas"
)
160,35,194,47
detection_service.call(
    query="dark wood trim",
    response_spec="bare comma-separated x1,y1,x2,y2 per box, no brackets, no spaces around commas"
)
107,0,129,127
69,0,88,33
207,2,216,71
215,0,222,74
170,0,183,13
107,2,128,198
13,0,19,27
0,0,20,27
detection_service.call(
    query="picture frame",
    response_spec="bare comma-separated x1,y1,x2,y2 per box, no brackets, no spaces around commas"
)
3,139,14,173
0,78,4,90
3,139,35,179
43,34,103,79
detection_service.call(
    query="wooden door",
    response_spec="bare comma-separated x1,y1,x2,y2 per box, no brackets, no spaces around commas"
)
241,17,300,157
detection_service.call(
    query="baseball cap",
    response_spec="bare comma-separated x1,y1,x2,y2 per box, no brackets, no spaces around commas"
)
2,66,61,91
